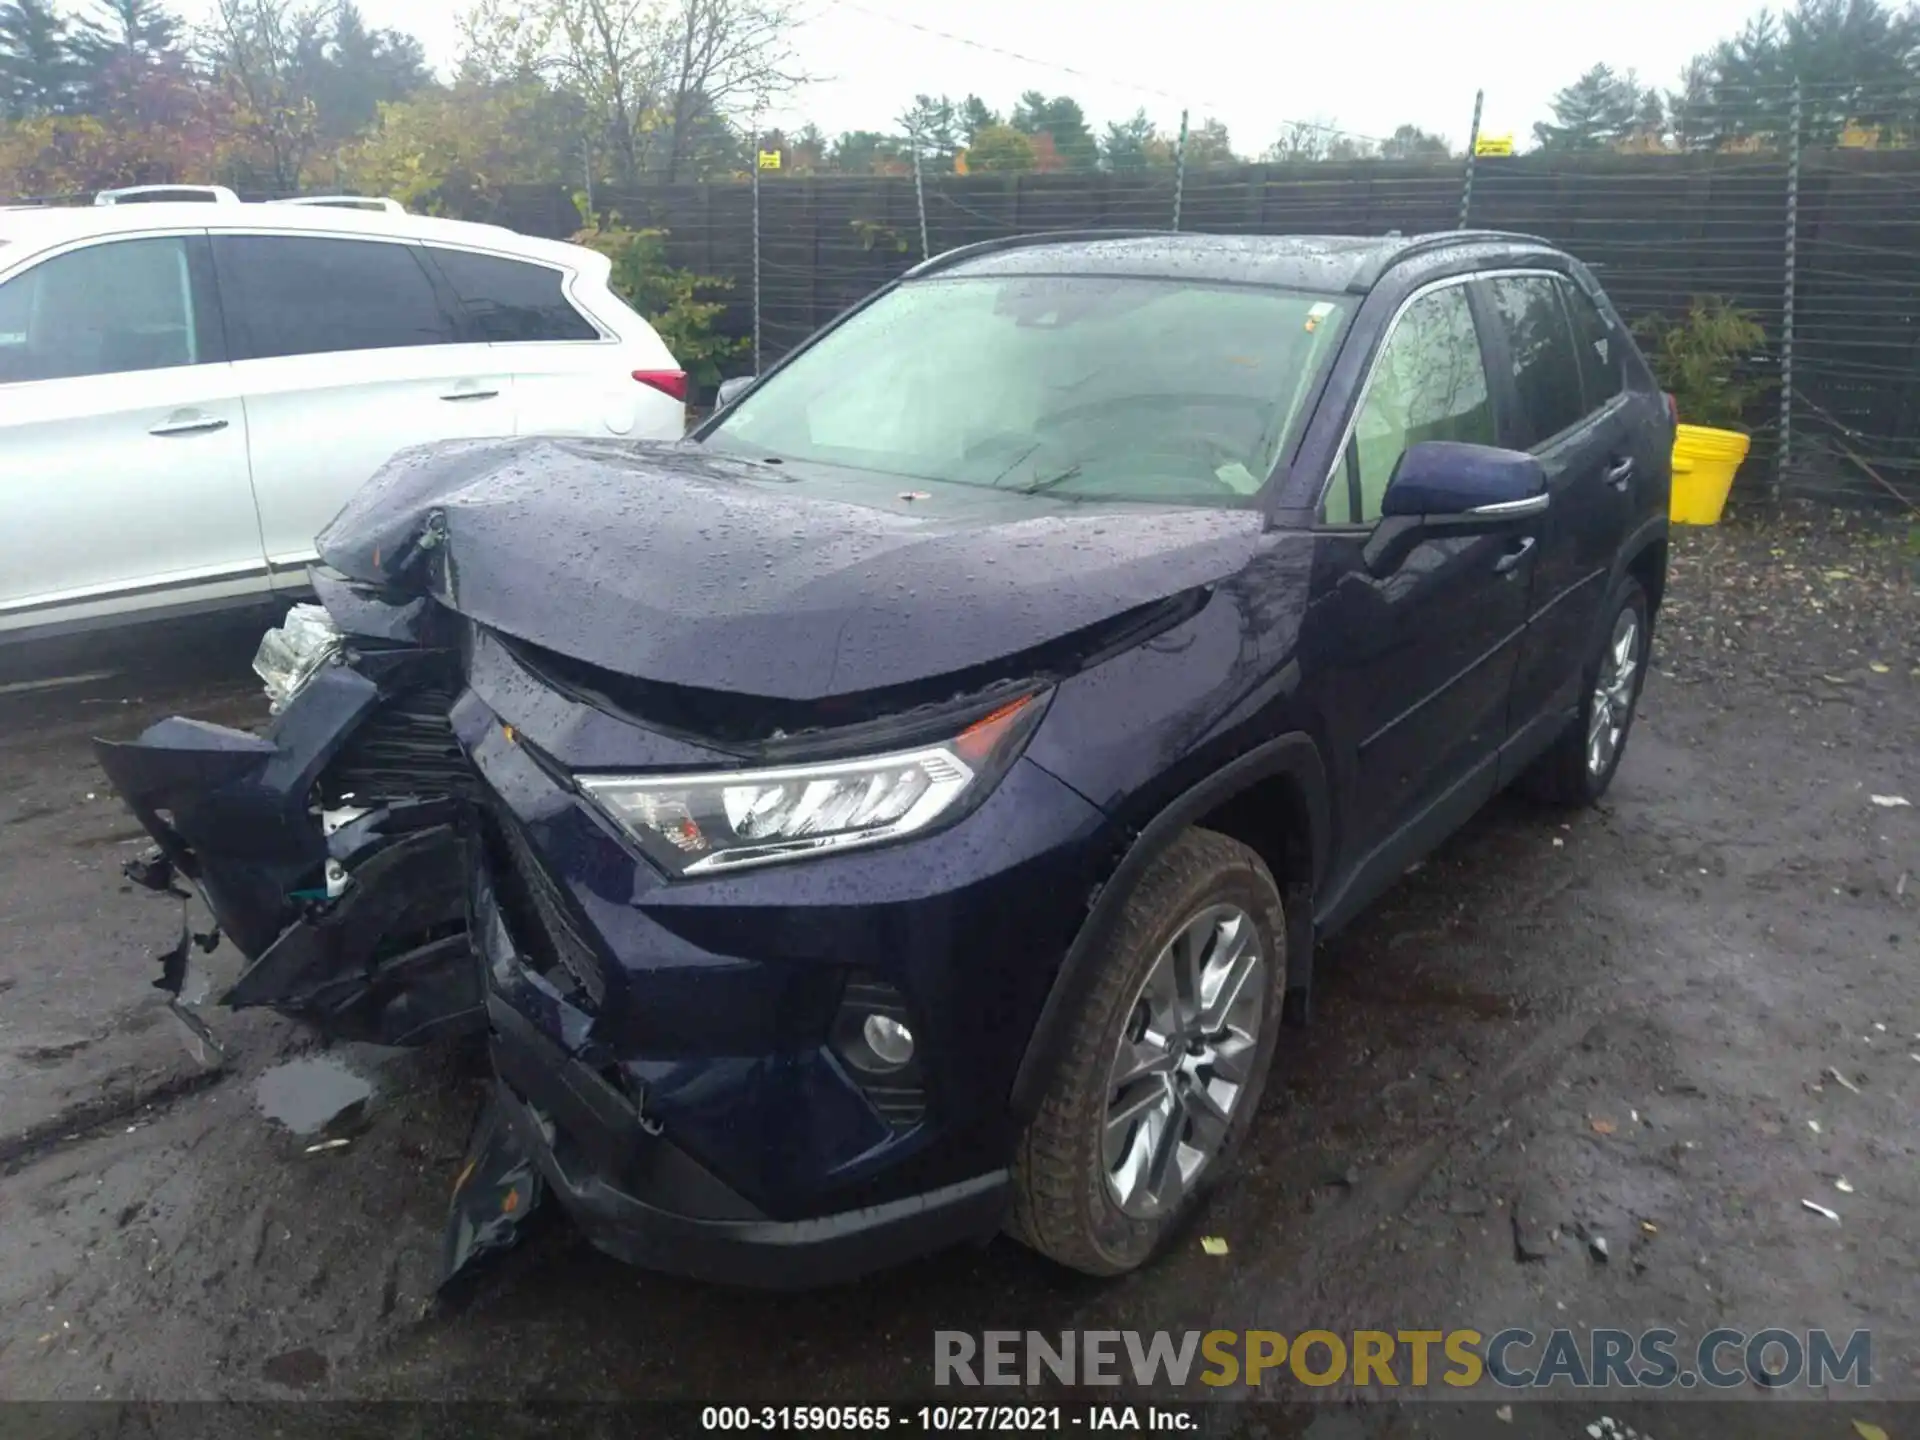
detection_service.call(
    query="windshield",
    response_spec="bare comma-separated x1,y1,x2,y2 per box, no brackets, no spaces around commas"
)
702,274,1348,507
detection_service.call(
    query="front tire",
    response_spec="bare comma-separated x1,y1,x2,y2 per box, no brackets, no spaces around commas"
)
1523,577,1650,807
1009,828,1287,1276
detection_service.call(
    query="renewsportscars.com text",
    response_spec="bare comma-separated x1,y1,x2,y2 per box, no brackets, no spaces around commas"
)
934,1328,1872,1390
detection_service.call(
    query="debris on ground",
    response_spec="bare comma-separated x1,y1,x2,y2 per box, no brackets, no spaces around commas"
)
1200,1236,1229,1256
437,1091,547,1305
1802,1199,1842,1222
1512,1187,1558,1262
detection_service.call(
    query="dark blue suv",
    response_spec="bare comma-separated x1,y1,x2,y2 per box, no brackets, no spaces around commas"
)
97,230,1672,1286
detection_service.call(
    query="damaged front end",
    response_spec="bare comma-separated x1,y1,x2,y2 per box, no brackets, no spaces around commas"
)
94,570,481,1052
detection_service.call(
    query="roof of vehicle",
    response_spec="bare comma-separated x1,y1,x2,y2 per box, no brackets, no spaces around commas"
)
908,229,1566,295
0,200,594,270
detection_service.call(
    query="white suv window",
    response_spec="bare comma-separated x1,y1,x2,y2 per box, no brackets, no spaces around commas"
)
0,236,202,384
425,247,601,342
215,234,461,360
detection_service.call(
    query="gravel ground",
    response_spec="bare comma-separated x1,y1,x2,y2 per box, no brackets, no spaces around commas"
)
0,508,1914,1433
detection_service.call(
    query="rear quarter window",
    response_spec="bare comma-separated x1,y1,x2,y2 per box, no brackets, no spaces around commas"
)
1560,280,1625,410
426,248,601,342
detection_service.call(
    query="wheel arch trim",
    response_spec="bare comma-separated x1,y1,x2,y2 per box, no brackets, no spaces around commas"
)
1008,732,1328,1119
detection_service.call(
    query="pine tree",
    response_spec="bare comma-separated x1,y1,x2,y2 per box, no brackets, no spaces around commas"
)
897,93,961,168
70,0,180,111
1009,91,1096,171
959,94,997,146
1102,109,1156,171
1533,64,1645,150
0,0,82,118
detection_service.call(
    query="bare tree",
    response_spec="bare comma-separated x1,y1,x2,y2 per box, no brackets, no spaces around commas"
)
200,0,327,189
551,0,660,184
458,0,798,184
655,0,801,180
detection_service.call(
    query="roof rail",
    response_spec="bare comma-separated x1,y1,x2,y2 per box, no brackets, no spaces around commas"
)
95,184,240,206
903,228,1174,280
271,194,406,214
1347,228,1558,292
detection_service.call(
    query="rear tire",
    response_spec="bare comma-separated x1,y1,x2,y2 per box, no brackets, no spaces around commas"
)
1008,828,1286,1276
1522,578,1650,807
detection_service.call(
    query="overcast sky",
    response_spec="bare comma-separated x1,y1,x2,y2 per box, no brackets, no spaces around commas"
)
183,0,1771,150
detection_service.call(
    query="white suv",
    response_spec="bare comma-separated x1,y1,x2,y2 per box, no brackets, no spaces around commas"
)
0,188,689,641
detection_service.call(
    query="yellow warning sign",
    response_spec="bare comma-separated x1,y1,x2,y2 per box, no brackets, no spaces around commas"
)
1474,134,1514,157
757,150,782,170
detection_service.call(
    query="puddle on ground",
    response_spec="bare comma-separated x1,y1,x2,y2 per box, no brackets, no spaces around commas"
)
254,1056,374,1136
262,1346,330,1388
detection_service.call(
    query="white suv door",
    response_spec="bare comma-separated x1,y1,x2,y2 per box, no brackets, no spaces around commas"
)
0,232,265,637
209,230,516,583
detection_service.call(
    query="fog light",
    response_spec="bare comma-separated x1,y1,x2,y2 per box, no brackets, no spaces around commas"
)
861,1013,915,1067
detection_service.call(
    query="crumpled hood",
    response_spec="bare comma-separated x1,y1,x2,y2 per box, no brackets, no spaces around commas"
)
317,438,1265,701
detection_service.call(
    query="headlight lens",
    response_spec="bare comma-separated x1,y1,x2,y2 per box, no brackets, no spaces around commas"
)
252,603,343,713
580,693,1045,876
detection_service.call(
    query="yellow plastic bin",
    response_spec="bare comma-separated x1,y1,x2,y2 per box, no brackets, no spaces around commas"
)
1669,424,1750,525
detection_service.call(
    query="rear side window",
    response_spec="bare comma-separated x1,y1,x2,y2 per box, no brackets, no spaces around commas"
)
1487,275,1587,448
214,235,460,360
0,237,205,383
426,247,600,342
1560,280,1623,409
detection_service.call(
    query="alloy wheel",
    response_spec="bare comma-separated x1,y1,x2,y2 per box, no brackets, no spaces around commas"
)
1587,606,1641,778
1102,903,1267,1219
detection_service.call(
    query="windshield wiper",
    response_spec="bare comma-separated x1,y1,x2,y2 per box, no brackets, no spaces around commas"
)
1016,464,1083,495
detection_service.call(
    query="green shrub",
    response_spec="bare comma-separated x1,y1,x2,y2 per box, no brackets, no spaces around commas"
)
571,201,744,391
1632,296,1771,432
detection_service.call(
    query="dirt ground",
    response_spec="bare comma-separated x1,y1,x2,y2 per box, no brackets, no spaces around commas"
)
0,508,1914,1434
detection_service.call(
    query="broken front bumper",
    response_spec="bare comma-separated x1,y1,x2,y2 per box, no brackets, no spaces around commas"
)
92,645,482,1049
93,596,1104,1288
470,859,1010,1287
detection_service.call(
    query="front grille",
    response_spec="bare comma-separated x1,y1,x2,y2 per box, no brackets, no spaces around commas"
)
323,681,475,804
481,803,607,1013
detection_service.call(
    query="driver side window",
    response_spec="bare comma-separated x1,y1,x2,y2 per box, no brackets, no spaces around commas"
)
1324,284,1495,525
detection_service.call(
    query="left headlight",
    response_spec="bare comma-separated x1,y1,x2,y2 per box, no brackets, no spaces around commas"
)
579,692,1047,876
252,603,343,714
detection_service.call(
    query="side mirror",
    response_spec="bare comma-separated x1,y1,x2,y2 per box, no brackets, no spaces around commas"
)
1380,441,1547,520
715,375,755,409
1365,441,1548,578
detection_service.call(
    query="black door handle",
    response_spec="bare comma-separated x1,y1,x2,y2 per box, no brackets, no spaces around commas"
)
1494,536,1537,575
1604,457,1635,490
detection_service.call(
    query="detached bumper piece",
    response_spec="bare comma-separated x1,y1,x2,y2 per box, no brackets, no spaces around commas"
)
92,658,482,1048
472,864,1011,1289
439,1085,548,1302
